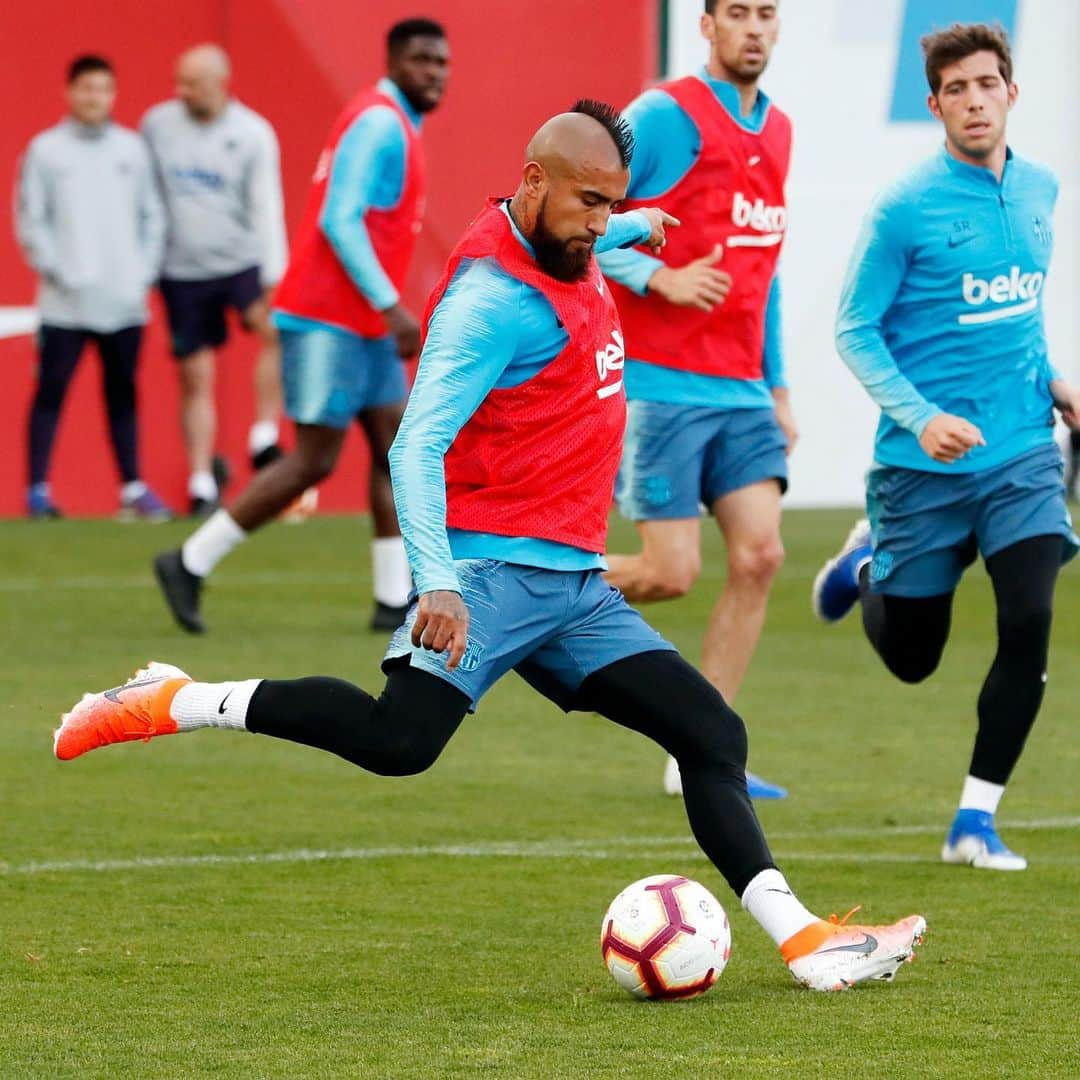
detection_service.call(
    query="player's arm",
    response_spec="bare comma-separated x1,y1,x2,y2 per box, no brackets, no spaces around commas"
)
14,142,61,284
762,274,797,453
319,107,419,357
135,141,166,287
248,119,288,289
596,209,676,255
388,260,523,668
597,90,730,309
836,195,983,463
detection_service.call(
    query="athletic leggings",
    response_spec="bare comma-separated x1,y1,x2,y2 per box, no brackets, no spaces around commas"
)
860,534,1063,785
28,324,142,486
247,649,776,897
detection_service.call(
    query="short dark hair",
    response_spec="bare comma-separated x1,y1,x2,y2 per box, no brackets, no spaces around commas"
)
705,0,718,12
922,22,1013,95
387,17,446,57
570,99,635,168
67,54,114,84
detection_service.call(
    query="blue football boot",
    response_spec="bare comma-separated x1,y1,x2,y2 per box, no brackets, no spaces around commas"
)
812,518,872,623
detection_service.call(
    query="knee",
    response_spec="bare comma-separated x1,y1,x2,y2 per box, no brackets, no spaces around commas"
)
364,737,442,777
676,697,748,772
883,649,941,684
727,538,785,591
294,448,338,487
998,604,1053,656
644,555,701,599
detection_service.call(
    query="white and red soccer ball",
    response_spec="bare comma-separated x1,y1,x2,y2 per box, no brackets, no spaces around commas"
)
601,874,731,1000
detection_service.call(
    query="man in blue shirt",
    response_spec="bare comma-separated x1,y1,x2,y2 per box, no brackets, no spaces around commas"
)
153,19,449,635
814,24,1080,871
56,104,927,993
599,0,793,802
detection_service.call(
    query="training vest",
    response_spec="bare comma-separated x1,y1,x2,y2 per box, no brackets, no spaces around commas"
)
424,200,625,552
274,86,425,338
610,76,791,380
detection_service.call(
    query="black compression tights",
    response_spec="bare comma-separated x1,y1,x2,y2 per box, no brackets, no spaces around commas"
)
246,650,776,897
859,534,1063,784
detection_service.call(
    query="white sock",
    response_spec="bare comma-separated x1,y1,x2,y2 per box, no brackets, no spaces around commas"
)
959,775,1005,815
248,420,279,456
181,509,247,577
121,480,147,502
171,680,262,731
741,868,819,947
189,470,218,500
372,536,412,607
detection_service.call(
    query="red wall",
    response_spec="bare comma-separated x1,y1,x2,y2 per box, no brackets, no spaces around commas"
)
0,0,658,516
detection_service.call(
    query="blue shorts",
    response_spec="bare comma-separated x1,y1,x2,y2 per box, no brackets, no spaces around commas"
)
281,328,407,429
866,443,1079,597
160,266,263,359
616,403,788,520
382,561,676,710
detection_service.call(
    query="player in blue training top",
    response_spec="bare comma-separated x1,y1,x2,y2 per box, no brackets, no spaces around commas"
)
598,0,794,803
813,23,1080,871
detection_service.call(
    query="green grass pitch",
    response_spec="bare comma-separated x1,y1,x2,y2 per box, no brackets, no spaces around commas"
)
2,511,1078,1078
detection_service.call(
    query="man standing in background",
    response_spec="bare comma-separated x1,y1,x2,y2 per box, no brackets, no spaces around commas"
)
153,19,449,634
599,1,793,800
17,54,170,521
142,44,288,516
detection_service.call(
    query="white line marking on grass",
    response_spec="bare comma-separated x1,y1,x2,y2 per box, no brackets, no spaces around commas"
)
3,818,1077,877
0,573,363,593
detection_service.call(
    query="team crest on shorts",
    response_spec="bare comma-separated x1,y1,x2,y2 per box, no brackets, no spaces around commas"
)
642,475,673,508
458,639,485,672
870,550,894,582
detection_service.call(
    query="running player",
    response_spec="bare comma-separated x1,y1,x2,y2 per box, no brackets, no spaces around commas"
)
154,19,448,634
598,0,793,800
142,44,288,515
56,102,925,992
813,24,1080,870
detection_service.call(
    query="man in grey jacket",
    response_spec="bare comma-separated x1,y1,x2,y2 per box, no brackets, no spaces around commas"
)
16,54,170,520
142,44,288,516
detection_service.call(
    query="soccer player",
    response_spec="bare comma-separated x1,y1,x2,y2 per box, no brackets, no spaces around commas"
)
142,44,288,515
598,0,794,800
153,19,449,634
813,24,1080,870
56,102,926,992
16,54,170,520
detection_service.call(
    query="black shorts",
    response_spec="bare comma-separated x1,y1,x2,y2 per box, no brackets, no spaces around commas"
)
159,266,263,359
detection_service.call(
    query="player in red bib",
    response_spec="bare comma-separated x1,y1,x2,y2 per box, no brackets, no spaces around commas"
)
56,103,926,993
599,1,795,800
153,19,449,635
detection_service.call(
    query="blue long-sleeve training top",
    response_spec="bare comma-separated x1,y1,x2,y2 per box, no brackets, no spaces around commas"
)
275,78,420,336
596,69,785,408
836,146,1060,473
389,203,651,595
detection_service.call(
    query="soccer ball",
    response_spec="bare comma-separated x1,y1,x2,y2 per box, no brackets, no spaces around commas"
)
600,874,731,1000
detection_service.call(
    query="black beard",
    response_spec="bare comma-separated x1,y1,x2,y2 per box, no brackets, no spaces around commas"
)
532,198,592,282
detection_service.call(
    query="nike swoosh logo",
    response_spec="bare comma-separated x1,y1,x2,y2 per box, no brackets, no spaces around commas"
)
218,691,233,714
748,155,761,167
103,677,165,703
765,888,793,896
819,933,878,956
948,233,977,248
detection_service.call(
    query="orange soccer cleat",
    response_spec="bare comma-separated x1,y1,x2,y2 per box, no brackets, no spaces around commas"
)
781,906,927,991
53,662,191,761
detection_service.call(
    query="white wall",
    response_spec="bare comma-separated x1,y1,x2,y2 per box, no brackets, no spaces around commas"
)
666,0,1079,506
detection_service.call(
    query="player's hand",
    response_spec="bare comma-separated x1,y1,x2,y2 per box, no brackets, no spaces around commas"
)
647,244,732,312
1050,379,1080,430
772,387,799,456
383,304,422,359
919,413,986,463
412,590,470,670
636,207,681,255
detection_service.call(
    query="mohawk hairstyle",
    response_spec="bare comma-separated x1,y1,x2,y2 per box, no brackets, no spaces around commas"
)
571,99,635,168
